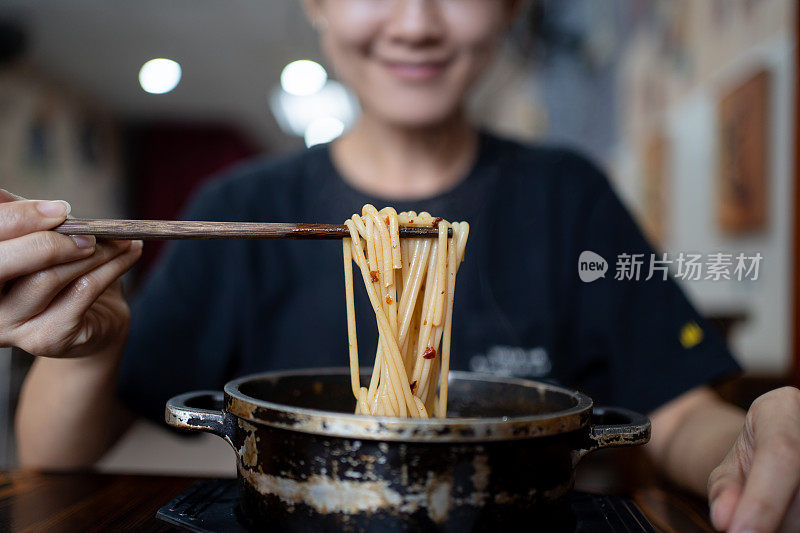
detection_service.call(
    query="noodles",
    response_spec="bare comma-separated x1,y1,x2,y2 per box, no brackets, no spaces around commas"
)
343,205,469,418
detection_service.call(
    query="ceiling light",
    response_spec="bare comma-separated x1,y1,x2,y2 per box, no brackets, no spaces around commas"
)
281,60,327,97
139,58,182,94
304,116,345,147
270,80,359,138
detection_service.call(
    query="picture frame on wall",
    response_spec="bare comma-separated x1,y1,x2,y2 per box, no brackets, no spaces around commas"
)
642,132,669,248
717,69,770,235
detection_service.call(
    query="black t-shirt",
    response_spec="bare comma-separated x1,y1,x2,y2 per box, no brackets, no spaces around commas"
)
118,132,740,424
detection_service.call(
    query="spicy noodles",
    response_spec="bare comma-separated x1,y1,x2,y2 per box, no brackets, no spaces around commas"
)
342,205,469,418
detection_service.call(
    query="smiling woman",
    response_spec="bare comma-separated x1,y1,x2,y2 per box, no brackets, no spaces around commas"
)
306,0,514,127
300,0,522,201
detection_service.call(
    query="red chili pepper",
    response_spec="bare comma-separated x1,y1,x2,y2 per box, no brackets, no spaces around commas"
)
422,347,437,359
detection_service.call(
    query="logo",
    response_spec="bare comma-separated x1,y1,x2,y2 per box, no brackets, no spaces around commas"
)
679,321,704,349
469,345,551,378
578,251,608,283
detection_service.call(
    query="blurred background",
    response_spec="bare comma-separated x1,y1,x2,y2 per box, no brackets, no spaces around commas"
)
0,0,797,474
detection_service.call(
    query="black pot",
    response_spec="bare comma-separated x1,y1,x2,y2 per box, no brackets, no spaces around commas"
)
166,368,649,532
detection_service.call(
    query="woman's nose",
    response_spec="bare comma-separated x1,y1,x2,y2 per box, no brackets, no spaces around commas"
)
385,0,445,46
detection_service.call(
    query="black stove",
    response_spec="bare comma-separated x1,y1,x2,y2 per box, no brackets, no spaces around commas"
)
156,479,655,532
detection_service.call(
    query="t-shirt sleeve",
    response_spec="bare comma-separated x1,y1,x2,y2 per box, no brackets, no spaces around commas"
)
117,180,244,425
565,159,741,415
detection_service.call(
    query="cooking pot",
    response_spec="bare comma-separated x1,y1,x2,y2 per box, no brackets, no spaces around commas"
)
166,368,650,531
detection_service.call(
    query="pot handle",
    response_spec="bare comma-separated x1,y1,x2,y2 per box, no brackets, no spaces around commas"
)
575,406,651,461
165,390,226,438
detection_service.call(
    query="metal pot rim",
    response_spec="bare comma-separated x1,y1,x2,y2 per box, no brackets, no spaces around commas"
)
223,368,594,442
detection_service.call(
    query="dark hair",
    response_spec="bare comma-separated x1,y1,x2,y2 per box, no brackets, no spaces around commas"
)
509,0,589,66
0,19,26,66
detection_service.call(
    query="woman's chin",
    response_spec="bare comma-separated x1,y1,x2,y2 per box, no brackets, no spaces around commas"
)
369,102,465,131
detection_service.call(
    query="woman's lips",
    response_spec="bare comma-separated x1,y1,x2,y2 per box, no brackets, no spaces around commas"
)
383,61,448,81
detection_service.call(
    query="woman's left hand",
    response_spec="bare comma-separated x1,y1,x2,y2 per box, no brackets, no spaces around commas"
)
708,386,800,532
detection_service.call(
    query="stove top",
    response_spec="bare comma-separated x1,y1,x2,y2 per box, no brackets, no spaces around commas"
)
156,479,655,532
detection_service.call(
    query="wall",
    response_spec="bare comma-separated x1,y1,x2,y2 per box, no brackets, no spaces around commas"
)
612,0,795,372
0,63,124,216
489,0,797,373
0,62,125,466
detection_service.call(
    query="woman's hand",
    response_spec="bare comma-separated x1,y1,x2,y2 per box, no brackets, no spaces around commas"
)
0,189,142,359
708,386,800,532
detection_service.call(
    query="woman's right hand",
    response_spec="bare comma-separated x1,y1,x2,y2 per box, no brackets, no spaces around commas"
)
0,189,142,359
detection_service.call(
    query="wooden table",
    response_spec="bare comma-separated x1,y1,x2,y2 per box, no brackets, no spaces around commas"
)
0,469,198,532
0,450,713,532
576,448,715,532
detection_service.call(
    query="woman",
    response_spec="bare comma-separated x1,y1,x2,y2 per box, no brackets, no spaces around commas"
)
3,1,799,531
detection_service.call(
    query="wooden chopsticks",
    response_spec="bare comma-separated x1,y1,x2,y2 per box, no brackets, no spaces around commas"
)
53,219,450,240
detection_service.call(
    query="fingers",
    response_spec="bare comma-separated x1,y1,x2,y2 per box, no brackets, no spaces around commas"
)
5,241,141,358
0,199,71,240
728,438,800,533
42,240,143,320
0,240,133,323
0,189,18,202
777,488,800,533
0,231,96,284
708,448,745,531
729,388,800,533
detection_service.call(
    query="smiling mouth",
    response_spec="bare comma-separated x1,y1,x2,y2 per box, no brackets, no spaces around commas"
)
382,61,449,81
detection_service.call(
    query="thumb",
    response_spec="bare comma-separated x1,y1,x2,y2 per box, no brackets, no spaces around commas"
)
708,451,745,531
